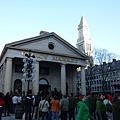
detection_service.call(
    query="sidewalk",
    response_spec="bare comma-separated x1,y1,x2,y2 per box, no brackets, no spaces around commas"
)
1,114,77,120
2,114,15,120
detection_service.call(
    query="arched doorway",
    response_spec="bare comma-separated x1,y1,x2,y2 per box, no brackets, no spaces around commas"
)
14,79,22,94
39,78,50,92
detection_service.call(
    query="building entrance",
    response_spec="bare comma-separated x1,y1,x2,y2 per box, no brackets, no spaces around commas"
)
39,78,50,92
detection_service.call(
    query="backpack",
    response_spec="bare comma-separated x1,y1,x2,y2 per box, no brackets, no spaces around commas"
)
106,101,112,112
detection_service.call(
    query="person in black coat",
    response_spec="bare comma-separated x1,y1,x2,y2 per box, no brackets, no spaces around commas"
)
32,92,41,119
23,93,33,120
4,92,11,116
113,93,120,120
51,88,60,100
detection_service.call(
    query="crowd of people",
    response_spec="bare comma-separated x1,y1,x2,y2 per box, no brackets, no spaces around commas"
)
0,88,120,120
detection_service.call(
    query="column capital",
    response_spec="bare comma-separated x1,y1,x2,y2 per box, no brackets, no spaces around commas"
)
6,57,12,61
61,63,66,66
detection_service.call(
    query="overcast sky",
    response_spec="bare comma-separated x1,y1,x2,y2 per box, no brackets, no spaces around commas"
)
0,0,120,56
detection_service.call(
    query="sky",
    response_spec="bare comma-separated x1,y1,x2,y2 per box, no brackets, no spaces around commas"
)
0,1,120,57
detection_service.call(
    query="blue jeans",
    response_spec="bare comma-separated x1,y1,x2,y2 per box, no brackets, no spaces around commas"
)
48,110,52,120
41,112,48,120
51,112,59,120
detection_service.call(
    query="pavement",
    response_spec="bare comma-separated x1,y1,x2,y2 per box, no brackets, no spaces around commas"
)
2,114,16,120
1,114,77,120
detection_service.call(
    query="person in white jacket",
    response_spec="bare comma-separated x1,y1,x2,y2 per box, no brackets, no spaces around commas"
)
103,95,113,120
38,95,49,120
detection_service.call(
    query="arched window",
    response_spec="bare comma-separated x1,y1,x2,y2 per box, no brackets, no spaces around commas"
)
39,78,49,85
14,79,22,94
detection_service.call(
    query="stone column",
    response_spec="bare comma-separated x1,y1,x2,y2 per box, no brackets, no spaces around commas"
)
32,61,39,95
4,58,12,94
81,66,86,95
61,64,66,95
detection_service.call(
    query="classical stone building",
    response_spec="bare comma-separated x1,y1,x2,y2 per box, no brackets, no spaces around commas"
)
0,31,87,95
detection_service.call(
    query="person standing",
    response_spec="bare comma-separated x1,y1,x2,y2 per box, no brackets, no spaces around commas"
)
68,93,76,120
12,93,19,114
60,95,69,120
23,93,33,120
103,94,113,120
50,95,60,120
85,93,90,109
112,93,120,120
38,95,49,120
32,92,41,119
0,92,5,120
96,93,107,120
51,88,60,100
4,92,11,116
89,93,97,120
77,95,91,120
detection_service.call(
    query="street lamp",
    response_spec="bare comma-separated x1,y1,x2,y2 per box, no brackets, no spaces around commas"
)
76,69,81,95
22,50,36,93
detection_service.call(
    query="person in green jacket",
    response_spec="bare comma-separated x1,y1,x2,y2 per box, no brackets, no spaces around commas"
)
77,95,91,120
96,93,107,120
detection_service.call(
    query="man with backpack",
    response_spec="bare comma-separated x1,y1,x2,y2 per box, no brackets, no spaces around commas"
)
22,92,33,120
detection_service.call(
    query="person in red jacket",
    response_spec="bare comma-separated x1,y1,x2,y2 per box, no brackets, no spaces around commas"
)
0,92,5,120
107,94,113,103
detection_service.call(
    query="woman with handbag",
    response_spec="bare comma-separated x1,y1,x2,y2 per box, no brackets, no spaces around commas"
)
38,95,49,120
103,94,113,120
0,92,5,120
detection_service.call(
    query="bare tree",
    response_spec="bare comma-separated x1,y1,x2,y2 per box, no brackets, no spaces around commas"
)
94,48,117,65
93,48,117,94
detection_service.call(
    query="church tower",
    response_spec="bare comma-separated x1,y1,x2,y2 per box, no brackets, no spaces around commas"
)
76,16,93,66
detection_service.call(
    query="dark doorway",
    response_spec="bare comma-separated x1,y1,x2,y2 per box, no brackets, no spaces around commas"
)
39,78,50,92
39,84,50,91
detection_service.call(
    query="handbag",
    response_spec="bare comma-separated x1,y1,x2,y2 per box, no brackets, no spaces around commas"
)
106,100,112,112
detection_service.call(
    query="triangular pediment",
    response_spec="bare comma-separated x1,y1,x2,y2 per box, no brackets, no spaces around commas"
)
3,32,87,60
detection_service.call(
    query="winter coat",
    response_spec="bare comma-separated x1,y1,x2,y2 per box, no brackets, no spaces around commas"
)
4,95,11,106
77,101,90,120
89,96,97,110
0,98,5,106
50,99,60,112
33,95,41,107
68,96,76,108
60,98,69,111
96,100,106,120
113,99,120,120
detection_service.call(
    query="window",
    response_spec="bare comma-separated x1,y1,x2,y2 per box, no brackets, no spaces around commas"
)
48,42,55,50
15,64,23,73
40,67,49,75
113,72,115,76
86,43,91,51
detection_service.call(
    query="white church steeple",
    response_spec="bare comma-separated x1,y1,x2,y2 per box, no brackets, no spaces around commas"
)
77,16,93,65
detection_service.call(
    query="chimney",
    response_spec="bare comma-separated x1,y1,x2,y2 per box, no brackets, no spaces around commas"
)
39,31,49,35
103,62,106,65
113,59,116,62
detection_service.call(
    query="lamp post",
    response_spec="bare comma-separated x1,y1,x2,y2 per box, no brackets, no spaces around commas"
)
76,69,81,95
22,50,36,93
